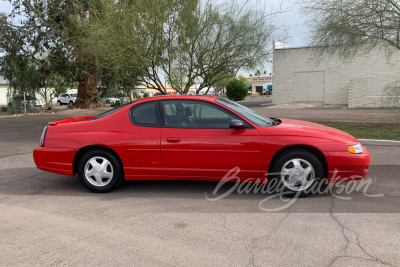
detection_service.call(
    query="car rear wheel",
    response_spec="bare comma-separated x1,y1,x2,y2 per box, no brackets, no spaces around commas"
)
78,150,123,193
269,150,325,197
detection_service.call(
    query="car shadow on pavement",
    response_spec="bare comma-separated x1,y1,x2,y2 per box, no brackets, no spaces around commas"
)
2,166,398,213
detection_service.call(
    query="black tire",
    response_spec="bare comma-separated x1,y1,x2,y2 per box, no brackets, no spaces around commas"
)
269,149,325,197
58,100,62,106
78,149,123,193
106,100,110,104
69,101,74,106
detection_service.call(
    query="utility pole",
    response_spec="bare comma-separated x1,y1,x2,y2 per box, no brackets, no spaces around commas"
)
23,91,26,114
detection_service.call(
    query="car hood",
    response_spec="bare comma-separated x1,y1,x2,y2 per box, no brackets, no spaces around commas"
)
259,118,358,143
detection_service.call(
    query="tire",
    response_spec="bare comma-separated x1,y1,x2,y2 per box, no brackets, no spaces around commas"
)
69,101,74,106
78,150,123,193
58,101,62,106
106,100,110,104
269,150,325,197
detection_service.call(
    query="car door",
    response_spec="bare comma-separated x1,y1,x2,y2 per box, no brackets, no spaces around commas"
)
125,100,163,177
160,99,263,178
61,94,69,104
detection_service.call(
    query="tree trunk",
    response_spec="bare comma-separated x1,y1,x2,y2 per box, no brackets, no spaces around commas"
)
75,66,97,108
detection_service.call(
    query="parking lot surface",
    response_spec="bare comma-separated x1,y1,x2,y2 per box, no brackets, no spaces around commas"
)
0,110,399,266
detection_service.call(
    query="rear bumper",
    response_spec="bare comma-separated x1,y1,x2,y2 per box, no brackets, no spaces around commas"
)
33,147,76,176
327,149,371,183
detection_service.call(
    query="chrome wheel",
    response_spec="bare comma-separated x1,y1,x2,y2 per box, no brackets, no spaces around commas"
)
281,158,315,191
84,156,114,187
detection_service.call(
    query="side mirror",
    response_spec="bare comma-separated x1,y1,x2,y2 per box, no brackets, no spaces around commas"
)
229,119,245,129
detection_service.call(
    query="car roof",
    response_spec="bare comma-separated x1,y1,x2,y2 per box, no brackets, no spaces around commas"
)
136,95,219,103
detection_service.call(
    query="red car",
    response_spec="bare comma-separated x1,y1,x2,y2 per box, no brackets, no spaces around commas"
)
33,96,370,195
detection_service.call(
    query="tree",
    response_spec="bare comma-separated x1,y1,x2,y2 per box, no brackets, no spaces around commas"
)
305,0,400,55
83,0,276,95
255,70,261,77
226,77,248,101
305,0,400,107
0,1,99,108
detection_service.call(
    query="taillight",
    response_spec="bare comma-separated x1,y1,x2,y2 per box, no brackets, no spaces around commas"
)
40,126,48,147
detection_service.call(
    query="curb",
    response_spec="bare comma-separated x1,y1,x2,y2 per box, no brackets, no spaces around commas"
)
359,139,400,146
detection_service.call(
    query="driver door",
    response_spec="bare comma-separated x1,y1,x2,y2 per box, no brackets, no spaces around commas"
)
160,100,263,178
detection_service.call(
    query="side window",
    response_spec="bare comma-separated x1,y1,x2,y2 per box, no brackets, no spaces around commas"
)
130,102,160,127
162,100,239,129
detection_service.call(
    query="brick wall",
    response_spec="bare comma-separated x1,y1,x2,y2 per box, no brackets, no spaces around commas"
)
273,45,400,107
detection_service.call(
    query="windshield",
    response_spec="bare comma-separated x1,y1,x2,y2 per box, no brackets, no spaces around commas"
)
216,98,274,126
90,101,135,120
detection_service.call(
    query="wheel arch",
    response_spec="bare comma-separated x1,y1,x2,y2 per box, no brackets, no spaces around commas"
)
73,145,124,175
268,145,328,178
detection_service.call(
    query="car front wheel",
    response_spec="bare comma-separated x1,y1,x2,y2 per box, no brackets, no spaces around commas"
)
78,150,123,193
269,150,325,197
58,100,62,106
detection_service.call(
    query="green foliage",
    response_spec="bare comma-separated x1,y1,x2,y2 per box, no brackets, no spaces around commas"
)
226,77,248,101
1,107,7,112
91,92,102,102
54,82,68,96
143,92,149,98
0,1,98,108
82,0,275,94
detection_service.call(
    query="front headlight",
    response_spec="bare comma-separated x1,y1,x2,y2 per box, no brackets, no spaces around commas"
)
348,142,363,154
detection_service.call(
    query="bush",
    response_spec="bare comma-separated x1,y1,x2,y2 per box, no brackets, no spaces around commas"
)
226,77,248,101
1,107,7,112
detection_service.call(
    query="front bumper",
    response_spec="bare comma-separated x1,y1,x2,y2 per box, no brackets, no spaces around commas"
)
327,148,371,183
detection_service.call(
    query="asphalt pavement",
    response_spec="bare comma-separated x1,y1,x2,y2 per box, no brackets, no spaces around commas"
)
0,109,399,266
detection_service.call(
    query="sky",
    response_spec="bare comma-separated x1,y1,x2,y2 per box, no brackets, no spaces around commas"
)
0,0,308,78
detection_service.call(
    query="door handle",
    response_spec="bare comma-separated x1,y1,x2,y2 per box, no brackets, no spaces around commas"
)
166,137,181,143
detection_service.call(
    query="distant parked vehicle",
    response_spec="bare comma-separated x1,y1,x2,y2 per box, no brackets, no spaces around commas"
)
10,99,45,108
57,93,77,106
102,97,119,105
23,99,45,108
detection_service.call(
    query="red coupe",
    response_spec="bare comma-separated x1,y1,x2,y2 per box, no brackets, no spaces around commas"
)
33,96,370,194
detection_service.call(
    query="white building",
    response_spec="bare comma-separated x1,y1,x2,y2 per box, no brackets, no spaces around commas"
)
0,76,9,106
0,76,77,107
273,45,400,108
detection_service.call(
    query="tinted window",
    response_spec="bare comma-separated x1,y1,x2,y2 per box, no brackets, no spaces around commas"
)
162,100,242,129
130,102,160,127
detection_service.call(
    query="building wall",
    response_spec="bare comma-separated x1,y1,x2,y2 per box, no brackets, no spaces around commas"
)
0,85,8,106
273,45,400,107
247,77,272,93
